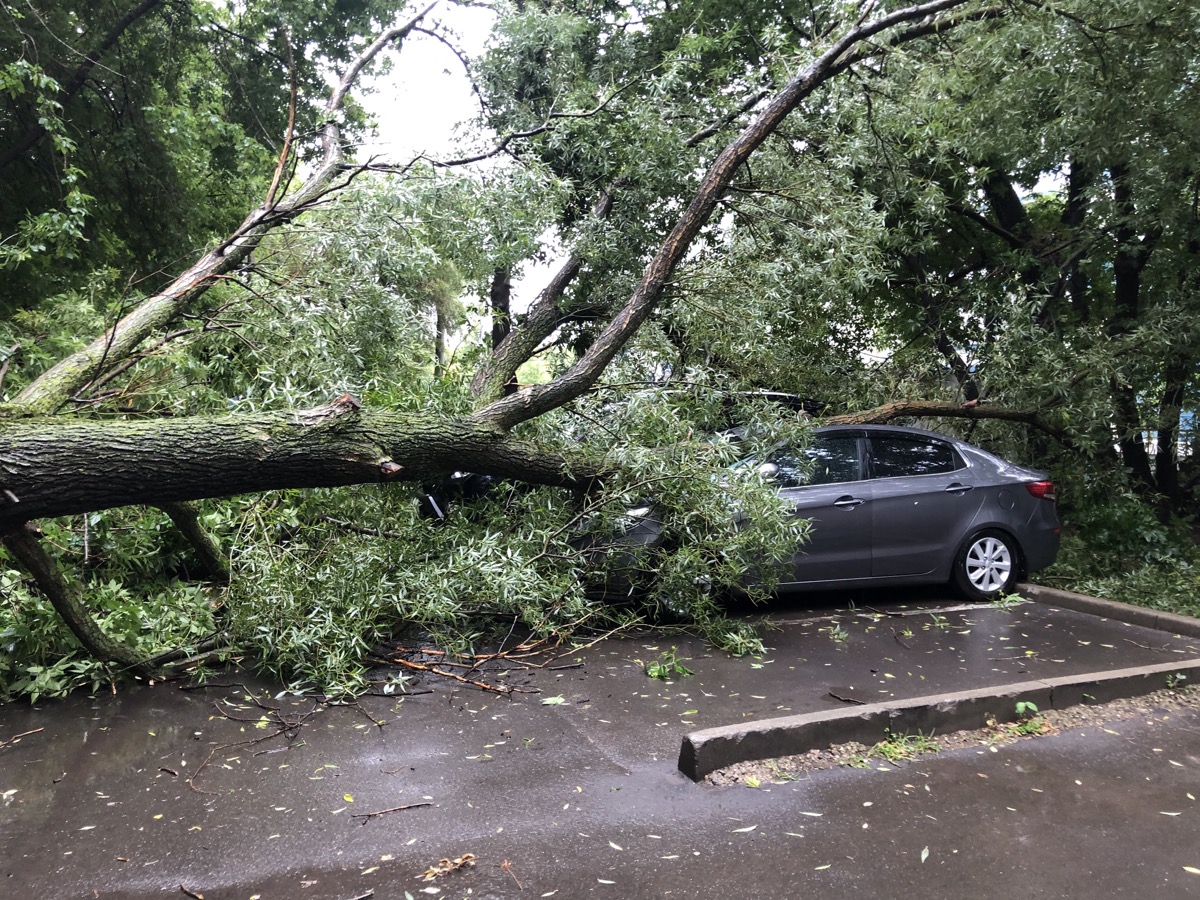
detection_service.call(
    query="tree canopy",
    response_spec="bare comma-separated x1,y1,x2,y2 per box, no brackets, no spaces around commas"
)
2,0,1200,698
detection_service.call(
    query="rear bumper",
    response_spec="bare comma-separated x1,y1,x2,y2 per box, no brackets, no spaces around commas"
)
1021,510,1061,575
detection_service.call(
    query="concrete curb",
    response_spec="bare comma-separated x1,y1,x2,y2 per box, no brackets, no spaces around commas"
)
678,657,1200,781
1017,582,1200,639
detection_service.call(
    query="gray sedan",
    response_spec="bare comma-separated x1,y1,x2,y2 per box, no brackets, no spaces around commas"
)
758,424,1060,600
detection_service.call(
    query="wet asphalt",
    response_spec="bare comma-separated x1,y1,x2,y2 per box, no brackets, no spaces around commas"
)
2,591,1200,899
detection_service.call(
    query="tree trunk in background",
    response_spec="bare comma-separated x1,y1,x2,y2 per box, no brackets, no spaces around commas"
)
487,267,518,395
1107,163,1157,492
1156,359,1188,509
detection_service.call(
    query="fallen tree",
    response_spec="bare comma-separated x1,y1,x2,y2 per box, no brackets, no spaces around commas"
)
2,0,1043,677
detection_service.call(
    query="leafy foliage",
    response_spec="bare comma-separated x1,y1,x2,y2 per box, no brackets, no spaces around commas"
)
638,646,693,680
0,509,219,701
221,386,809,693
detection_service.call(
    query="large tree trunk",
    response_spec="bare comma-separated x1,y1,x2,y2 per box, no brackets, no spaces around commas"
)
0,399,591,526
1,524,151,669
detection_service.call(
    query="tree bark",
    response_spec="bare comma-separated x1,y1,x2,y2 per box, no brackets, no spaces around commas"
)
1155,359,1188,508
1062,158,1094,322
0,398,595,526
489,266,514,351
826,399,1065,440
471,182,623,402
158,501,230,582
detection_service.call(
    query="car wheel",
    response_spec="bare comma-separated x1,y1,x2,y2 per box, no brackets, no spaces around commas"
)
952,529,1018,601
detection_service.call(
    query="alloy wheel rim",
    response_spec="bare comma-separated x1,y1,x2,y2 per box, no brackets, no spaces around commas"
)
966,536,1012,593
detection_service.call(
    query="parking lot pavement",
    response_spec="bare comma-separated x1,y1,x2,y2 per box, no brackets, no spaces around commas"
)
2,591,1199,898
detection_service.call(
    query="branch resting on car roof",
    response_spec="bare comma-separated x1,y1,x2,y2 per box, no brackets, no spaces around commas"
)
826,400,1067,442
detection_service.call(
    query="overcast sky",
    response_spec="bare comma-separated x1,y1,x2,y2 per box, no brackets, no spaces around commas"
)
355,4,562,321
358,4,496,164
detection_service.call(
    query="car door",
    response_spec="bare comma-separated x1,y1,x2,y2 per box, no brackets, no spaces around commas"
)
773,433,875,585
866,432,983,577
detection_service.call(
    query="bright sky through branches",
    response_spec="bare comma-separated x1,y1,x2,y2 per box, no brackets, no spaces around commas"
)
358,3,495,163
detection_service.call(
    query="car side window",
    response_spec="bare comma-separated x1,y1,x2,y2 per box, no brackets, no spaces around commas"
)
771,436,861,487
868,435,963,478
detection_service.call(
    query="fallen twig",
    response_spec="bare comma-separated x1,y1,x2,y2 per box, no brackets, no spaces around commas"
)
373,616,630,694
389,657,536,694
544,621,630,663
319,513,406,541
501,859,524,890
1123,638,1174,652
352,801,432,823
188,691,320,793
0,726,44,749
350,699,386,728
827,688,866,705
360,686,434,697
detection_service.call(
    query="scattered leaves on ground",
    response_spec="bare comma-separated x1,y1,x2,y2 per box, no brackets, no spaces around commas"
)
420,853,476,881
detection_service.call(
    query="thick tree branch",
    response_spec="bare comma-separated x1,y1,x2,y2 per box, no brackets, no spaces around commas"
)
685,88,773,146
471,180,625,401
158,501,230,582
825,399,1066,440
1,524,150,669
948,199,1026,248
471,81,784,403
472,0,978,431
1107,160,1160,489
981,168,1034,243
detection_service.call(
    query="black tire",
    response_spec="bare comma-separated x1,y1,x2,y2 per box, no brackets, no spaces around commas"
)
952,529,1019,601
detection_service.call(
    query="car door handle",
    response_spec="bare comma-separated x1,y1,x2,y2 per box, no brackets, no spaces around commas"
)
943,483,974,494
833,496,866,508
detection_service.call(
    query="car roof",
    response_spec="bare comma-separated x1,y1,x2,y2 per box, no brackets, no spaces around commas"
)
813,423,964,443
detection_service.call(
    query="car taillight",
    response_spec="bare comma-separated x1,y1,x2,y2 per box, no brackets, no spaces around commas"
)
1026,481,1056,501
